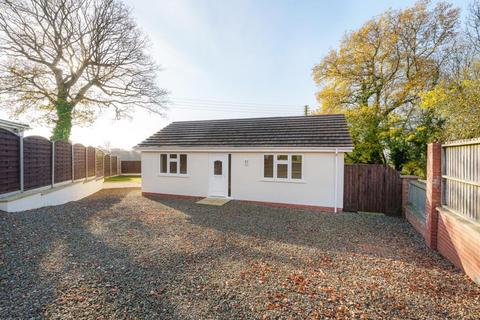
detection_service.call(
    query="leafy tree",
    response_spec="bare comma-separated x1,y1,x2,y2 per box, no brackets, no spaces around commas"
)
421,1,480,141
421,65,480,140
312,0,459,174
0,0,167,140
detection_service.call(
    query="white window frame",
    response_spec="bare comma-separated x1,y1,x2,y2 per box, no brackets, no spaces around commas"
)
159,153,189,176
276,154,290,180
262,153,304,182
263,154,275,179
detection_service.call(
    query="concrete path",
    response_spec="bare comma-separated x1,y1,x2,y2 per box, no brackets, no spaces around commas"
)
102,181,141,189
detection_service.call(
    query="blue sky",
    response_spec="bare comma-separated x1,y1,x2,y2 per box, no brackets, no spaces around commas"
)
2,0,470,148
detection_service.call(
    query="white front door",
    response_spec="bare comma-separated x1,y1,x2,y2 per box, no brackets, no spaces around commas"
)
208,154,229,197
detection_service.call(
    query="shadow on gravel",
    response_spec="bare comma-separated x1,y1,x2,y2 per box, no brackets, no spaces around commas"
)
0,189,180,319
1,189,472,319
145,194,453,271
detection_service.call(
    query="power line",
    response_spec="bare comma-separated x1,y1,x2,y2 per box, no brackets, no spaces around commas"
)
168,102,300,112
170,97,303,108
167,105,302,115
165,96,310,117
170,100,299,109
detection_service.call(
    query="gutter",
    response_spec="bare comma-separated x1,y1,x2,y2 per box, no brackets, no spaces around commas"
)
334,148,338,213
134,146,354,153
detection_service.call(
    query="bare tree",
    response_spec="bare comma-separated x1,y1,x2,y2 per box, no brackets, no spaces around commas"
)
0,0,167,140
467,0,480,53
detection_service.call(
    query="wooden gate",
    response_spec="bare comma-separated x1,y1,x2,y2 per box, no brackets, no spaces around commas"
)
344,164,402,216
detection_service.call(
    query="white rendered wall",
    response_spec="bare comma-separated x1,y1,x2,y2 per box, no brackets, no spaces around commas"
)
231,152,344,209
141,152,210,197
0,178,104,212
141,151,345,209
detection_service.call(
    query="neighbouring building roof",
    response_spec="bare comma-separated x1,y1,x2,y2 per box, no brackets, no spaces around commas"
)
137,114,353,149
0,119,30,134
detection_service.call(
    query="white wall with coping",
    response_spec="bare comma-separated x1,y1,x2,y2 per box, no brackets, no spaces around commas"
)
0,178,104,212
141,151,345,209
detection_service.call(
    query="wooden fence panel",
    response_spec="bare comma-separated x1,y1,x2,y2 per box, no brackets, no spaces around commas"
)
111,156,118,176
87,147,96,177
384,165,402,215
0,128,20,195
104,155,111,177
73,144,86,180
23,136,52,190
121,160,141,174
344,164,402,216
96,150,104,177
54,141,72,183
442,139,480,223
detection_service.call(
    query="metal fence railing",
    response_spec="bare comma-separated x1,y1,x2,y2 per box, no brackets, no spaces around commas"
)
408,180,426,221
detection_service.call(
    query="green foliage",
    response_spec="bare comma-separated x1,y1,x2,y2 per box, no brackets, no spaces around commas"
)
387,109,444,175
421,76,480,141
313,0,459,177
344,107,386,165
51,100,73,141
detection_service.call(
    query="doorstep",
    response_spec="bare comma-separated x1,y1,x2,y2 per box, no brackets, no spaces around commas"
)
196,197,231,206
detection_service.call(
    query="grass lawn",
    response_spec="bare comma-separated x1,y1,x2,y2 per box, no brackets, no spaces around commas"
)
104,175,141,183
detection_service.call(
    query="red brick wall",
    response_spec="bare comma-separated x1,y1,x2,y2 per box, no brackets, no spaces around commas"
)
425,143,441,249
437,208,480,284
403,142,480,285
405,207,426,238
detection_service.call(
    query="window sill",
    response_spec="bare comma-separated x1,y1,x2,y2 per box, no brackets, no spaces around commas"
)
260,178,307,184
158,173,190,178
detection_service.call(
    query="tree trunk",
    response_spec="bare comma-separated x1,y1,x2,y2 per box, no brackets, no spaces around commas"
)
51,100,74,141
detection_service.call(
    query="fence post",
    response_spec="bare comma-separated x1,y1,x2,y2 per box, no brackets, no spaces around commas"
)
19,134,24,192
85,146,88,180
71,144,75,182
425,143,442,250
400,175,419,217
94,148,97,177
51,140,55,187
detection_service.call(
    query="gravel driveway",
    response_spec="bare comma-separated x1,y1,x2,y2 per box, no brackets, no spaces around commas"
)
1,189,479,319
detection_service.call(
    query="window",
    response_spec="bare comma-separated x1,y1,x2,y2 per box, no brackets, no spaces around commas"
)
276,154,289,179
160,154,167,173
263,154,303,180
263,155,274,178
291,155,302,179
169,154,177,173
180,154,187,174
169,160,177,173
214,160,223,175
160,154,187,175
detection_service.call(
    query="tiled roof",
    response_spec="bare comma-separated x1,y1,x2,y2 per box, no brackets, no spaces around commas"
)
137,114,353,148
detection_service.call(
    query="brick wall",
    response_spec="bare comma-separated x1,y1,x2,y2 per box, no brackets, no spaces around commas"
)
437,208,480,284
402,142,480,285
425,143,441,249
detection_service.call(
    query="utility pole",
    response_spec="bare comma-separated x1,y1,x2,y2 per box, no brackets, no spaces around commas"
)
304,105,309,116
